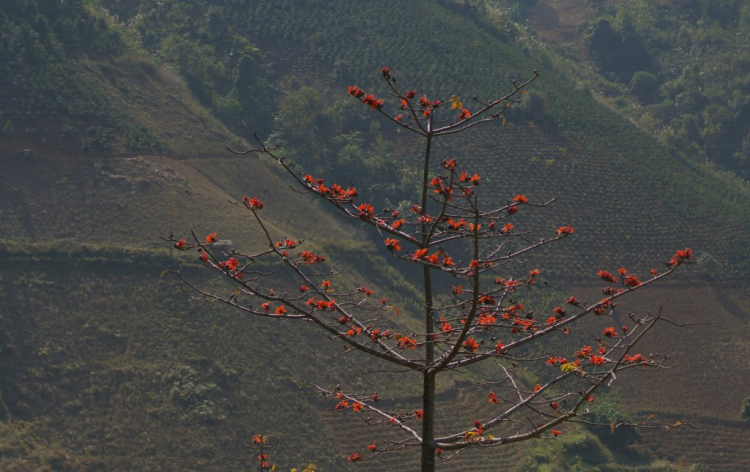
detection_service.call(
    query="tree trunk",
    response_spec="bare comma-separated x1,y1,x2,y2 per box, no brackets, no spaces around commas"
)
421,371,436,472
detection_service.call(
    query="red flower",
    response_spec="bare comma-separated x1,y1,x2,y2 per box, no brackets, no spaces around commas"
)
576,345,592,358
205,233,217,244
352,401,364,412
624,353,647,363
566,296,579,305
261,303,270,313
347,452,363,462
556,224,574,236
442,159,457,170
367,444,377,451
397,336,418,350
335,400,350,410
384,238,402,251
488,391,500,404
348,86,365,98
244,197,263,210
436,448,444,456
502,223,514,233
624,275,642,287
405,90,417,100
669,248,693,266
412,248,428,260
381,67,390,77
598,270,617,283
452,285,464,295
394,114,403,122
472,420,484,435
550,401,559,410
300,251,326,264
507,206,519,214
513,194,528,203
199,251,209,263
617,267,628,276
413,409,424,419
457,108,471,120
362,94,384,110
174,238,187,250
495,341,504,354
274,305,287,315
218,257,239,271
603,327,617,338
275,239,299,248
463,338,479,352
357,203,375,218
478,294,495,305
552,430,562,437
590,355,606,365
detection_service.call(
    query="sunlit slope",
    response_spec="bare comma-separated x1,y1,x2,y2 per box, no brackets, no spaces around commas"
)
0,261,369,470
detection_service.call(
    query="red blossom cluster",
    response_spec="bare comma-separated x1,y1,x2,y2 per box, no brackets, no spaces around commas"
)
218,257,239,271
384,238,402,251
624,353,647,363
300,251,326,263
243,196,264,210
463,338,479,351
669,247,693,266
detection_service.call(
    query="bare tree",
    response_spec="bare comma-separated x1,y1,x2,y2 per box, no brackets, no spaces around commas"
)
166,68,696,471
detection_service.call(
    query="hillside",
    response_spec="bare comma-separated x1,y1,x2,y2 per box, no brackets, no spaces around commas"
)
1,0,749,470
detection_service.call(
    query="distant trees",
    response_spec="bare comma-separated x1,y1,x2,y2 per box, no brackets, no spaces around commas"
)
742,396,750,422
629,71,660,105
168,69,695,471
581,0,750,178
2,120,12,139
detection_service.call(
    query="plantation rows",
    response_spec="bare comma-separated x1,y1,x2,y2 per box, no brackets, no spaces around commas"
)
390,124,724,279
318,385,526,471
597,282,750,422
639,413,750,471
226,0,750,280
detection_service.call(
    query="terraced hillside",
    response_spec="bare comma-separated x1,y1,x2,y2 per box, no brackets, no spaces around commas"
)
2,0,750,470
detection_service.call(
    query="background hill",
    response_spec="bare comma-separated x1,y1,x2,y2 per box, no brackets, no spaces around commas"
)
1,0,749,470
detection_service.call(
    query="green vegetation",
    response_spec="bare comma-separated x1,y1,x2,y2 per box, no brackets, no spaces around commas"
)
580,0,750,178
742,396,750,422
100,0,275,138
0,0,165,152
